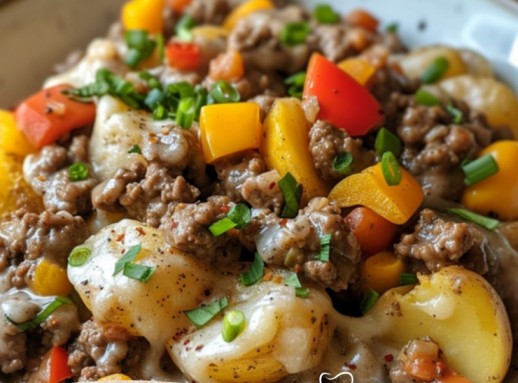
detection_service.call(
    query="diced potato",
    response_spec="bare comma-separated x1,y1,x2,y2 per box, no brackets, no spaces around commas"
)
439,75,518,137
169,279,334,383
458,48,493,77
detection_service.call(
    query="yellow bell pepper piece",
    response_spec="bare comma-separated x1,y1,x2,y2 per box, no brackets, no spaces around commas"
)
32,259,73,297
223,0,275,31
329,162,424,224
122,0,164,34
462,140,518,220
338,58,376,86
98,373,133,381
200,103,262,163
0,110,36,156
192,26,229,41
361,251,405,293
261,98,329,201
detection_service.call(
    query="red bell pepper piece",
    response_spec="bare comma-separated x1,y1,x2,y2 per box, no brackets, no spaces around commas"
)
49,346,73,383
15,84,96,149
303,53,383,136
166,42,201,71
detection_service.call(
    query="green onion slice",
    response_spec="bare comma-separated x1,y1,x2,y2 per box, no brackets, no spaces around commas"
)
314,4,340,24
285,72,306,99
209,217,237,237
447,208,500,230
386,22,399,33
332,152,353,176
209,81,241,103
176,97,196,129
414,88,440,106
381,151,402,186
68,162,89,181
222,309,246,342
280,22,310,46
284,273,310,298
8,296,74,331
240,253,264,286
446,103,463,124
176,14,196,41
462,154,498,187
318,234,332,262
123,263,155,283
360,288,380,314
185,297,229,328
278,172,303,218
375,127,402,157
128,144,142,154
68,247,92,267
420,56,449,84
400,272,418,286
124,30,156,69
209,203,252,237
113,243,142,276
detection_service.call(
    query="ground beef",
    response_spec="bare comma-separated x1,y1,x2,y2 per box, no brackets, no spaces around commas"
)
184,0,238,25
251,197,360,291
310,23,370,62
40,304,81,347
160,196,242,263
228,5,310,74
371,68,419,107
309,120,375,181
213,151,266,202
248,93,278,121
241,170,283,214
395,208,497,274
93,162,200,227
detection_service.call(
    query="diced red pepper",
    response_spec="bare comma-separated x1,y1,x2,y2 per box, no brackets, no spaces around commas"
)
303,53,383,136
49,346,73,383
166,42,201,71
14,84,96,148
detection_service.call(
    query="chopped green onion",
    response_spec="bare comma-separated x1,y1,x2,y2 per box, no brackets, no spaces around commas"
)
210,81,241,103
68,247,92,267
185,297,228,328
386,22,399,33
169,82,196,99
139,71,161,89
128,144,142,154
68,162,89,181
375,127,402,157
318,234,332,262
124,30,156,69
462,154,498,186
222,309,246,342
414,88,440,106
360,288,379,314
8,296,73,331
176,97,196,129
176,14,196,41
153,104,167,120
446,103,463,124
420,57,449,84
145,88,165,109
381,151,402,186
400,273,418,286
284,273,310,298
284,72,306,99
278,172,303,218
113,243,142,276
123,263,155,283
332,153,354,176
156,33,165,61
227,203,252,229
447,208,500,230
240,253,264,286
209,217,237,237
314,4,340,24
280,22,310,46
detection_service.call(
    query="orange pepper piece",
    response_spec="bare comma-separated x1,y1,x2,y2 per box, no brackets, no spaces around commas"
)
338,57,376,86
209,51,245,82
360,251,405,293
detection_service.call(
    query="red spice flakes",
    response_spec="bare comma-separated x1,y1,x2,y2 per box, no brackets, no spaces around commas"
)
384,354,394,363
220,205,230,214
170,220,178,229
183,339,191,346
280,218,288,226
269,182,276,190
135,226,146,236
346,364,357,370
115,233,125,243
195,344,204,352
293,264,302,273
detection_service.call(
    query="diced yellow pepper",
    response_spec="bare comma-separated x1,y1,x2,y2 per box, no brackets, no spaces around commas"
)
122,0,165,34
192,26,229,41
261,98,329,201
0,110,36,156
98,373,133,381
31,259,73,297
462,140,518,221
361,251,405,293
338,58,376,86
200,103,262,163
329,162,424,224
223,0,275,31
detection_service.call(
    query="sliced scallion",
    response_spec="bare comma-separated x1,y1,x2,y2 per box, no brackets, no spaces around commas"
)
240,253,264,286
68,162,89,181
414,88,440,106
360,288,379,314
278,172,303,219
420,56,449,84
176,14,196,41
462,154,498,186
123,263,155,283
209,217,237,237
68,247,92,267
386,22,399,33
222,310,246,342
280,22,310,46
375,127,402,157
400,272,418,286
209,81,240,103
185,297,228,328
447,208,500,230
284,273,310,298
209,203,252,237
124,30,157,69
128,144,142,154
314,4,340,24
9,296,74,331
332,152,353,176
113,243,142,276
284,71,306,99
381,151,402,186
318,234,332,262
446,103,463,124
176,97,196,129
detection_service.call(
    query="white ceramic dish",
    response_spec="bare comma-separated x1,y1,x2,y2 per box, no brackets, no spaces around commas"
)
0,0,517,107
